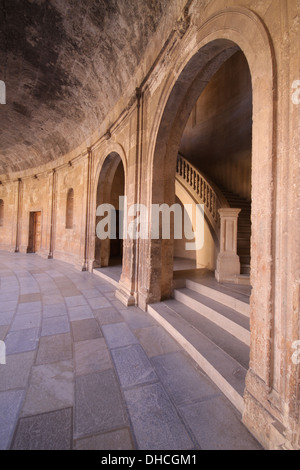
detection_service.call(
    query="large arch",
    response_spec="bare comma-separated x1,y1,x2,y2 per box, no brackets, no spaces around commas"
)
145,7,276,444
94,152,126,267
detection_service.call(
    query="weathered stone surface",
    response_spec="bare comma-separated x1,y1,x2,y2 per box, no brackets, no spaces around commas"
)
11,408,73,450
74,369,128,439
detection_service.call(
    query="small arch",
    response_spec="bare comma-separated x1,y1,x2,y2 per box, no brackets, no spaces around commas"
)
0,199,4,227
66,188,74,229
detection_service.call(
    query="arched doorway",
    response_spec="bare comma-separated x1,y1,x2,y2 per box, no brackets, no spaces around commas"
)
94,152,125,269
173,50,252,281
146,8,275,440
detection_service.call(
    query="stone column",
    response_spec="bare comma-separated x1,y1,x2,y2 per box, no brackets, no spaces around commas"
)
48,169,57,259
83,148,93,271
15,178,22,253
215,208,241,282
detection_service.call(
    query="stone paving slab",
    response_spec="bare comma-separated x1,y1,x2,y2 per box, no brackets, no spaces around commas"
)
0,390,25,450
11,408,73,450
0,252,262,450
5,328,39,355
35,333,73,365
41,315,70,336
151,351,220,406
21,360,74,417
102,322,139,349
0,351,35,391
71,318,102,342
124,382,195,450
74,428,134,450
43,302,68,318
93,306,123,325
67,304,94,321
134,325,181,357
74,337,112,376
10,312,41,331
111,344,158,389
16,301,42,315
178,397,262,450
74,369,128,439
0,311,15,326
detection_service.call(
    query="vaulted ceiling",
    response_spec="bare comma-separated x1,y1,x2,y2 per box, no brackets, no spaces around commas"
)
0,0,167,174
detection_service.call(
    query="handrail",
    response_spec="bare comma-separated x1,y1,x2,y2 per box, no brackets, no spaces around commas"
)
176,154,229,224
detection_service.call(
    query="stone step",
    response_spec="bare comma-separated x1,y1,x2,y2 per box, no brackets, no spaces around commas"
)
241,265,251,275
185,279,250,317
173,287,250,345
147,300,248,414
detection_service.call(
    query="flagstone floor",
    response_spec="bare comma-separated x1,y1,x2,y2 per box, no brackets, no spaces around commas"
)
0,251,262,450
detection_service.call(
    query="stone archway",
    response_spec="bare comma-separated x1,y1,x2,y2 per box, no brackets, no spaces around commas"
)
145,8,275,446
93,152,125,269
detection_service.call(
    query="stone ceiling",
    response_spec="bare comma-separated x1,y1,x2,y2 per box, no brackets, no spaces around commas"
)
0,0,168,175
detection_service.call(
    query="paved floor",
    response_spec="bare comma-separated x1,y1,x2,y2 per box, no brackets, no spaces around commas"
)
0,252,262,450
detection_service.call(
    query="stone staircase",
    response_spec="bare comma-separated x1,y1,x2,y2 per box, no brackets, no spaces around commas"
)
221,189,252,276
147,277,250,415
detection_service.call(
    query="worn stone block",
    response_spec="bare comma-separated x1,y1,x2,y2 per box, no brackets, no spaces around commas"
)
102,322,138,349
21,360,74,417
75,370,128,439
124,382,194,450
71,318,102,342
0,390,25,450
111,344,158,389
74,337,111,376
36,333,72,365
12,408,72,450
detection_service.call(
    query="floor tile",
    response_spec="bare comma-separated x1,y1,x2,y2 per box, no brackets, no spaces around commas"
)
118,307,157,329
179,397,262,450
0,300,17,313
43,303,67,318
0,351,35,392
16,301,42,315
71,318,102,342
111,344,158,389
65,295,87,308
124,382,194,450
10,312,41,331
0,390,25,450
151,352,219,405
18,293,41,303
0,311,15,326
75,369,128,439
0,325,9,340
87,296,111,310
5,328,39,355
67,305,94,321
21,360,74,417
93,307,123,325
36,333,72,365
11,408,73,450
74,338,112,376
134,325,181,357
102,322,138,349
41,315,70,336
74,428,134,450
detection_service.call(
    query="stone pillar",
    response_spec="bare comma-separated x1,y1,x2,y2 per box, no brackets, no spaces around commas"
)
82,148,93,271
15,178,22,253
215,208,241,282
48,169,57,259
